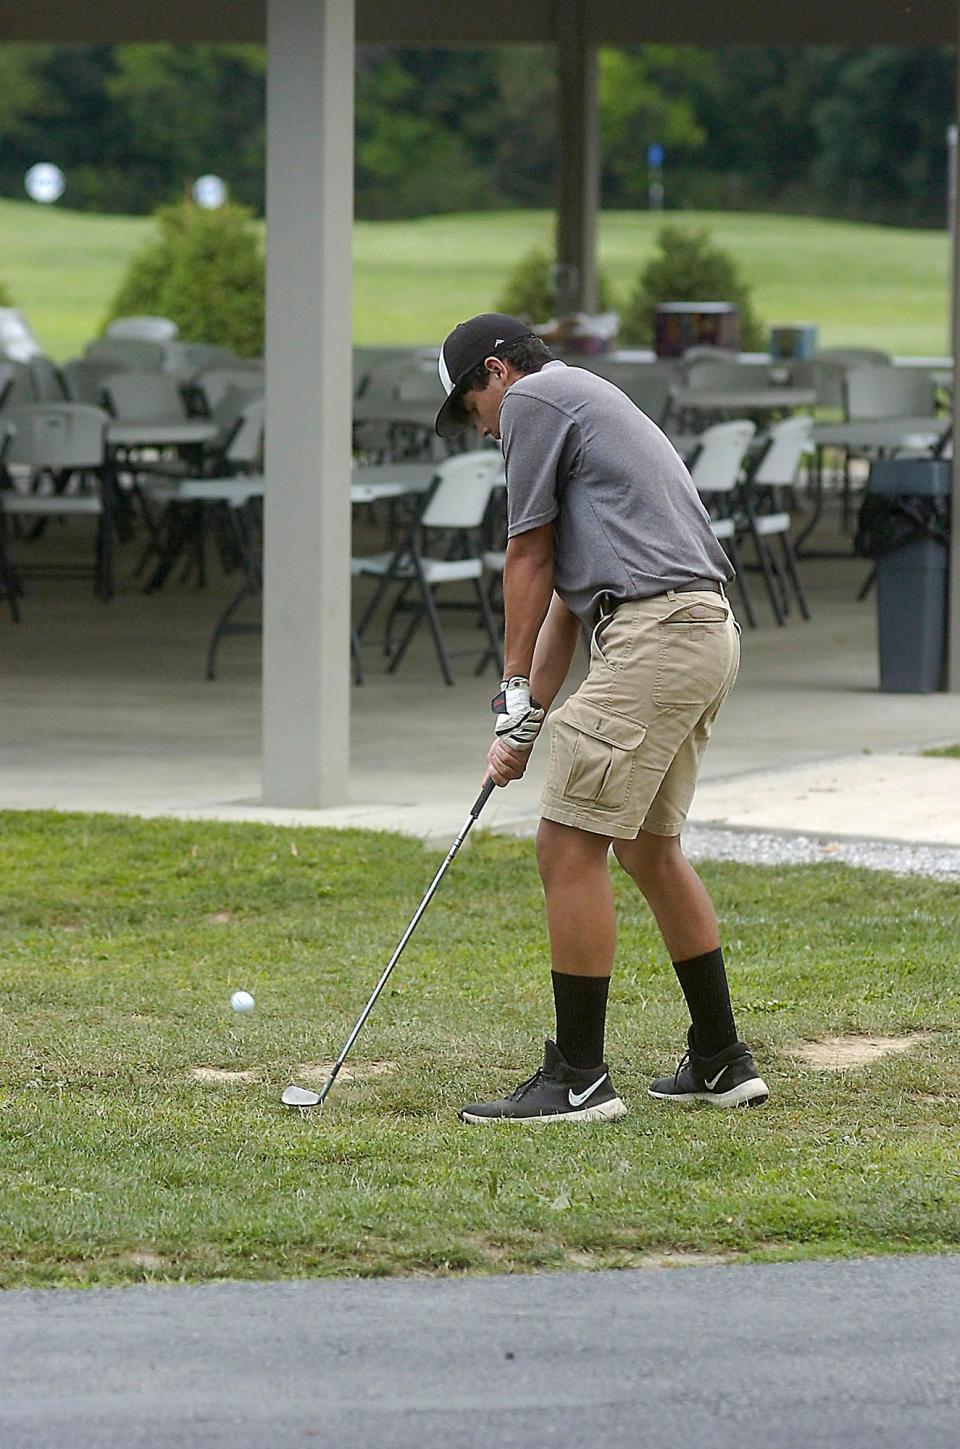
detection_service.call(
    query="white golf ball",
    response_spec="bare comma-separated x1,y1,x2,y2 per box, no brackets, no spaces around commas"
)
230,990,255,1014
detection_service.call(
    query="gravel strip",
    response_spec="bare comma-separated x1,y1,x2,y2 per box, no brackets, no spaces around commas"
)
683,824,960,880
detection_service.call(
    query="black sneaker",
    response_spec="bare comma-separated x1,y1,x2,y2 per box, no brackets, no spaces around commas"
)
459,1040,628,1125
648,1029,769,1108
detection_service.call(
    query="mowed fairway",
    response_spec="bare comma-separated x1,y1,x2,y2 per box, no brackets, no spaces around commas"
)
0,197,951,358
0,812,957,1288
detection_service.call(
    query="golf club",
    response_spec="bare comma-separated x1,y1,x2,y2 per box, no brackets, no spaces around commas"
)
281,776,496,1111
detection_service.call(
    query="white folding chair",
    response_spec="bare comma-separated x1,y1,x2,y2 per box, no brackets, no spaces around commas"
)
818,347,892,369
353,450,505,683
0,360,39,411
165,343,235,377
27,356,67,403
0,404,114,618
688,419,758,628
196,366,265,413
84,336,167,374
844,366,936,422
744,417,813,625
106,316,179,343
820,366,938,531
60,359,106,406
0,307,43,363
102,372,189,423
682,359,773,391
138,398,264,592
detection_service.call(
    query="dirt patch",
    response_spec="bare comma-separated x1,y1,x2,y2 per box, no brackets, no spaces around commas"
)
294,1060,397,1083
564,1247,730,1271
190,1066,259,1083
204,911,236,925
792,1033,931,1070
124,1250,165,1270
643,1251,730,1269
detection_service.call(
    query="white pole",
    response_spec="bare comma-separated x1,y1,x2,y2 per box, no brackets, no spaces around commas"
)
262,0,354,803
949,41,960,691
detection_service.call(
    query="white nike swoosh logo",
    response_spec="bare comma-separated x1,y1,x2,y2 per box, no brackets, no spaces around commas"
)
704,1067,728,1090
568,1073,609,1108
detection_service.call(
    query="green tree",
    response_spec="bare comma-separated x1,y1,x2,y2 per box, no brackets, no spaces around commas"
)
105,201,264,356
0,46,55,135
106,45,265,213
355,47,496,217
620,224,765,349
0,41,953,231
496,246,615,321
598,47,707,206
489,46,557,208
105,203,190,323
811,48,954,226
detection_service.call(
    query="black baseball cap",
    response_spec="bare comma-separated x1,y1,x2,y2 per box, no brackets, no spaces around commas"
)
435,312,534,437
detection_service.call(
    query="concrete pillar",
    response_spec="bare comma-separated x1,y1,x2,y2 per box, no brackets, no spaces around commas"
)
948,31,960,690
262,0,354,803
555,1,599,314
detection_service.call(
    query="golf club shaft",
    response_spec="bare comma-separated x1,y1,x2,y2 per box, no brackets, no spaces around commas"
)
315,777,496,1107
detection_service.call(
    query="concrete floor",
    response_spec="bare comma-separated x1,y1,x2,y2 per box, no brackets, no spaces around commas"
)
1,511,958,841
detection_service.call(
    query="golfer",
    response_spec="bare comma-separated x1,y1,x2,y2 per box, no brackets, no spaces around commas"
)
435,313,768,1123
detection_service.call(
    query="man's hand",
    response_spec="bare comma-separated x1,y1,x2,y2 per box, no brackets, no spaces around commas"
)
486,737,528,787
492,676,545,752
486,676,545,788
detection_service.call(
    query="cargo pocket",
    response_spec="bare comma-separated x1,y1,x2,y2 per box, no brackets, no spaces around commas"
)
552,698,647,810
654,602,731,709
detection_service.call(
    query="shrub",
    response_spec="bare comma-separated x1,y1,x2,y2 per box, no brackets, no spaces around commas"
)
104,201,265,356
496,245,615,322
619,224,765,349
105,204,189,324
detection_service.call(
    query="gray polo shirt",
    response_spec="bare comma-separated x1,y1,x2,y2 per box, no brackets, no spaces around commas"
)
500,360,732,623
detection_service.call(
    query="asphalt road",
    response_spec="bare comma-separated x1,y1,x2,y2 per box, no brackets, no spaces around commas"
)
2,1256,958,1448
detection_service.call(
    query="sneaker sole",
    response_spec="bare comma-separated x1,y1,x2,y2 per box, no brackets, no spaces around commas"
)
647,1077,769,1108
459,1096,628,1125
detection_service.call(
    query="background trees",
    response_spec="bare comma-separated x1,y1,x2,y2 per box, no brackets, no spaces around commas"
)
0,42,952,228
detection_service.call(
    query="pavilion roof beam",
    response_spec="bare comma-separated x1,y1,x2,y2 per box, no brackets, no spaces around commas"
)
2,0,956,46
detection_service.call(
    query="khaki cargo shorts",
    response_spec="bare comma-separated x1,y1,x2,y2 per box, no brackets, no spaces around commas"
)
540,590,740,840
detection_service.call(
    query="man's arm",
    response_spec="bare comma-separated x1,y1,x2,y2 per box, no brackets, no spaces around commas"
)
501,523,555,679
486,527,581,788
530,591,581,711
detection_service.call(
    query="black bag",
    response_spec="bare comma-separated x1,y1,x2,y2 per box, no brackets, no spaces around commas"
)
854,493,950,561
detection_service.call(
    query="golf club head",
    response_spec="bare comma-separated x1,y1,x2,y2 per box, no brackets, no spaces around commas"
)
281,1083,323,1109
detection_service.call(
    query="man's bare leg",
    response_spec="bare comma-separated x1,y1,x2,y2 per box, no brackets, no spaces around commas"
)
536,818,616,977
613,829,737,1058
457,817,627,1122
535,818,616,1070
611,830,719,962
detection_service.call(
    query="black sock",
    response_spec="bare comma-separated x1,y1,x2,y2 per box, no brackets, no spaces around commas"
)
672,947,738,1057
551,971,610,1069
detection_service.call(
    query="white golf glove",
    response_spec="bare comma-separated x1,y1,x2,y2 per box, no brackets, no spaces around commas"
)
492,676,545,753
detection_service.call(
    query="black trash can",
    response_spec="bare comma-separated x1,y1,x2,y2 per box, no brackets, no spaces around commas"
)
855,459,951,693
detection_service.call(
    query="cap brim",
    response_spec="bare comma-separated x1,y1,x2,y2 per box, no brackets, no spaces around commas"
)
435,387,470,438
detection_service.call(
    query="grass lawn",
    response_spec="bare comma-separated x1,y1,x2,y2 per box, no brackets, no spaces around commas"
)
0,197,951,359
0,811,957,1289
